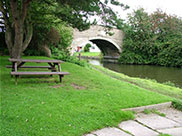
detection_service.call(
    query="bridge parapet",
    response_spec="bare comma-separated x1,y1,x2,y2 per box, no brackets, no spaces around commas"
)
70,25,124,57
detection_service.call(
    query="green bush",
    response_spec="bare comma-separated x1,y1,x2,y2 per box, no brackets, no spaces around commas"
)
158,45,182,67
51,47,90,67
24,49,46,56
83,43,92,52
119,51,144,64
172,100,182,111
163,81,176,87
119,9,182,67
25,22,73,57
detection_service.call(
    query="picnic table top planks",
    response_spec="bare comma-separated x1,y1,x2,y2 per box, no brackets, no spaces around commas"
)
8,58,64,63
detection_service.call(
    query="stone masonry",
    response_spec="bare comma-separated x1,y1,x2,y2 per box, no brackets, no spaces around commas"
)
70,25,124,57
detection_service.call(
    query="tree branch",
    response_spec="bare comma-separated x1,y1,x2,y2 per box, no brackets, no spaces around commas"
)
22,20,33,52
10,0,19,22
5,26,13,54
22,0,32,22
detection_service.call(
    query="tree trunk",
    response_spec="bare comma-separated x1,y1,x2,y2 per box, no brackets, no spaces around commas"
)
5,27,13,57
6,21,33,59
3,0,33,59
11,20,24,59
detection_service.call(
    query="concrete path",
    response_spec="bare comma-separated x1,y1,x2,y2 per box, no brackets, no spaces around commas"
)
84,105,182,136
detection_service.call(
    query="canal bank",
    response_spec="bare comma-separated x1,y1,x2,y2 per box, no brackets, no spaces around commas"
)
84,58,182,88
92,64,182,101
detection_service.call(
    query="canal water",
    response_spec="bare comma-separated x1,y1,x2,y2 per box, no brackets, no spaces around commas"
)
88,59,182,88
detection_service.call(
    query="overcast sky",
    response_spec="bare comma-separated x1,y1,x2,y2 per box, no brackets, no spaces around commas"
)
110,0,182,19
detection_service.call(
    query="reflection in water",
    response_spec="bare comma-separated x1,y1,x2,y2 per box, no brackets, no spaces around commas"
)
88,59,182,88
88,59,103,66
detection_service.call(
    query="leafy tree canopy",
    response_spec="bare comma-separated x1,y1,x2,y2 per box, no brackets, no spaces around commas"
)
0,0,128,58
119,8,182,67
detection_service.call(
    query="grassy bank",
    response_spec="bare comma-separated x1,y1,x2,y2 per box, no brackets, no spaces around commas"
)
75,52,101,57
93,65,182,101
0,56,177,136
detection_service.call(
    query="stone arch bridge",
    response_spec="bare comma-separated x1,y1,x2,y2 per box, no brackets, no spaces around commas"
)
70,25,124,61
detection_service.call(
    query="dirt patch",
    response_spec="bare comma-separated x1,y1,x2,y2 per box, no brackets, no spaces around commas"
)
71,83,86,90
52,84,63,88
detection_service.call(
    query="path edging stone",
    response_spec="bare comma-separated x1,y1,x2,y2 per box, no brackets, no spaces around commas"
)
122,102,172,113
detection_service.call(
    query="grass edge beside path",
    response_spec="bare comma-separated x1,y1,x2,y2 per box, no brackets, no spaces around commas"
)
93,65,182,101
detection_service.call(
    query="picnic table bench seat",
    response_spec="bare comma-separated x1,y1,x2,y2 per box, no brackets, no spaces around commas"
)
11,71,70,76
11,71,70,84
7,58,69,84
6,65,52,69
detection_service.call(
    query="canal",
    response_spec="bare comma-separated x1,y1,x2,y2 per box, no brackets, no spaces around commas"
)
88,59,182,88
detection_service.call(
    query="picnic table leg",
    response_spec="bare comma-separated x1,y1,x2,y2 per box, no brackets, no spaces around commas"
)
15,75,19,85
48,63,57,77
48,63,57,71
11,62,15,77
59,75,64,83
17,62,25,68
58,64,61,72
14,62,18,72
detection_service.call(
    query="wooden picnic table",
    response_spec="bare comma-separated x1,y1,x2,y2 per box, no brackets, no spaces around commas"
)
7,58,69,84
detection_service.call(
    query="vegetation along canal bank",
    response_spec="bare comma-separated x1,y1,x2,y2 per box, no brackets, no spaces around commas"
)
1,56,182,136
87,59,182,88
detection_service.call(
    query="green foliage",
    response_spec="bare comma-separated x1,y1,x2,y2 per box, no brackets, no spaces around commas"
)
119,51,145,64
143,109,166,117
143,109,151,114
163,81,177,87
158,44,182,67
75,52,101,57
25,20,72,56
172,100,182,111
24,49,46,56
51,47,90,67
55,24,73,49
119,8,182,67
158,134,172,136
54,0,128,30
83,43,92,52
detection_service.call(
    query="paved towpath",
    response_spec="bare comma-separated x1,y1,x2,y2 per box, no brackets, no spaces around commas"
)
84,107,182,136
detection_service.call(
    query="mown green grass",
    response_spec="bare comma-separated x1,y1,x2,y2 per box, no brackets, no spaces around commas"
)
93,65,182,101
75,52,101,57
1,56,173,136
158,134,172,136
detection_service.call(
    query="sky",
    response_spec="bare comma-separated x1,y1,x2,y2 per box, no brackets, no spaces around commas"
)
110,0,182,19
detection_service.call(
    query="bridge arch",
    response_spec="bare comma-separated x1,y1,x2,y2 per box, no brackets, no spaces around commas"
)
89,37,121,56
70,25,124,58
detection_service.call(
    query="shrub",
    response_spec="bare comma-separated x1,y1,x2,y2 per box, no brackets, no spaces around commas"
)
25,23,73,57
83,43,92,52
119,8,182,67
163,81,176,87
172,100,182,111
51,47,90,67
